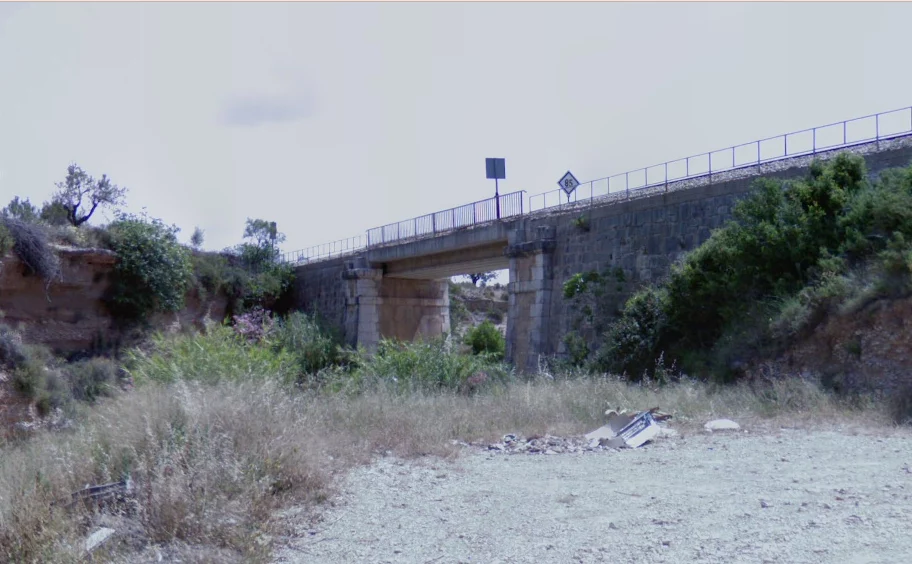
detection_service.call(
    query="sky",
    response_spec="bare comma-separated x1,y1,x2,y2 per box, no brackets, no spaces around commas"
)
1,1,912,258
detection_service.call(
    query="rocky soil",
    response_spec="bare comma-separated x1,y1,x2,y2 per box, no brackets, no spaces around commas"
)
274,425,912,564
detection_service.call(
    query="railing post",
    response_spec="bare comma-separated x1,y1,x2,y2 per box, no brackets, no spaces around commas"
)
708,153,712,184
784,135,787,157
626,172,629,199
757,140,761,173
665,162,668,192
876,114,880,148
431,213,436,234
686,157,689,177
843,121,846,145
414,217,417,239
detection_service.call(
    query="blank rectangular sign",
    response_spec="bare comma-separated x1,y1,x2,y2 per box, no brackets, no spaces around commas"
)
485,158,505,180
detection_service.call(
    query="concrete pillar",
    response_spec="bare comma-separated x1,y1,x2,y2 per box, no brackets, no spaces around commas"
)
506,225,556,373
341,260,383,354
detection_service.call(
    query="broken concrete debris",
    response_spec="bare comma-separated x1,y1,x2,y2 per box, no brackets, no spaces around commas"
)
704,419,741,432
85,527,116,553
585,409,665,449
480,407,676,455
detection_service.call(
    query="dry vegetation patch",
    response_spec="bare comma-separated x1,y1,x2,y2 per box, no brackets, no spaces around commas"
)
0,371,894,562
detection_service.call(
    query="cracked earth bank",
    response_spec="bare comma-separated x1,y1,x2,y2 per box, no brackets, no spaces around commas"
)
274,428,912,564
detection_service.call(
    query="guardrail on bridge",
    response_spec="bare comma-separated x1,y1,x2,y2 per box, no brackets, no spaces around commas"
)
528,106,912,211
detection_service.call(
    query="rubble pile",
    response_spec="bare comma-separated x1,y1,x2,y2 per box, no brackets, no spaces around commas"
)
467,406,679,456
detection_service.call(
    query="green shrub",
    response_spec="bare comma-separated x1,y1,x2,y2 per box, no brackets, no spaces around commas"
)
39,200,70,227
592,285,668,378
561,331,590,367
464,321,505,360
271,311,344,378
64,357,118,403
355,337,511,393
1,196,40,223
124,325,297,386
105,213,193,323
0,323,28,370
0,221,12,258
2,335,68,415
1,218,60,283
586,153,912,381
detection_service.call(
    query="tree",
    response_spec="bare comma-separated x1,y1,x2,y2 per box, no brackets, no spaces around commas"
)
467,272,497,287
190,226,205,250
239,218,285,271
1,197,39,223
52,164,127,227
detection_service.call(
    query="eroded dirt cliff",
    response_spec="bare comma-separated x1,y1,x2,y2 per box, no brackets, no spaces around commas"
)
0,247,228,355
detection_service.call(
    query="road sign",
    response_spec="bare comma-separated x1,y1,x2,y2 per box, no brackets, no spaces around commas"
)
486,158,506,180
558,171,580,196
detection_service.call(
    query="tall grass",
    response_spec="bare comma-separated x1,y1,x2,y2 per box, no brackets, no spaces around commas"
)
0,329,893,562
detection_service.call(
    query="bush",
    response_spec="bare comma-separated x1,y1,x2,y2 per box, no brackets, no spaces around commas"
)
105,213,193,323
0,221,12,258
592,285,668,379
64,357,118,403
1,196,39,223
354,337,511,393
0,323,28,370
464,321,506,360
1,334,68,415
39,200,70,227
1,218,60,283
579,153,912,381
124,325,297,386
271,311,345,378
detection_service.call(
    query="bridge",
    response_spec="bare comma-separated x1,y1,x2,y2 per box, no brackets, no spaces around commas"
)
288,106,912,372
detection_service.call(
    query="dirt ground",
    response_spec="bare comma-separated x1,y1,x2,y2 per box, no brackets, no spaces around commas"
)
274,425,912,564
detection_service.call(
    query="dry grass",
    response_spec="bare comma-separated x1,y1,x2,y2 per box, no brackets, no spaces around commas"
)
0,373,894,562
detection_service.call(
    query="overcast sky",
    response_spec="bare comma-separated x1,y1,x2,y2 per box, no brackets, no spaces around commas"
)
1,2,911,255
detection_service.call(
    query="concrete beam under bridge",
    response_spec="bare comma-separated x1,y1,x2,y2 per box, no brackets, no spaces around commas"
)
381,241,509,279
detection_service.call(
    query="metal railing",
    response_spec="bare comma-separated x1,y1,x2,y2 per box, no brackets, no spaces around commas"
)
284,105,912,266
529,105,912,212
280,234,367,265
366,190,525,247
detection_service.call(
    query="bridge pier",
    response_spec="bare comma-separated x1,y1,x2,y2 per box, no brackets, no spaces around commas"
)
506,225,556,373
341,258,450,353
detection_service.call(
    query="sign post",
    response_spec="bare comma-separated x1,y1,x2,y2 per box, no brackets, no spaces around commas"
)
486,158,506,219
558,171,580,203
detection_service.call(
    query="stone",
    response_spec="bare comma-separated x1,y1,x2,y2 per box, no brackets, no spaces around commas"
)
85,528,116,553
704,419,741,432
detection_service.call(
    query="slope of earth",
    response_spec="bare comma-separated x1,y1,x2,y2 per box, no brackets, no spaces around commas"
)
449,281,508,338
274,427,912,564
754,295,912,397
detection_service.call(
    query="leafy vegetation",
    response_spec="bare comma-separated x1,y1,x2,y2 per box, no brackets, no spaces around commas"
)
464,320,506,360
105,213,194,323
577,153,912,381
51,163,127,226
466,272,497,287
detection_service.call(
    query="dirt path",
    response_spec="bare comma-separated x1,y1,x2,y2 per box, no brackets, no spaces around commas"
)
274,427,912,564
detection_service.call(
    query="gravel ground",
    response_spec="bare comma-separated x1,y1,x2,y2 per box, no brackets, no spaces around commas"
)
274,426,912,564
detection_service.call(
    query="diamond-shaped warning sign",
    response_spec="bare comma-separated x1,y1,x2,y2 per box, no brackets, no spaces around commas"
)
558,171,580,196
